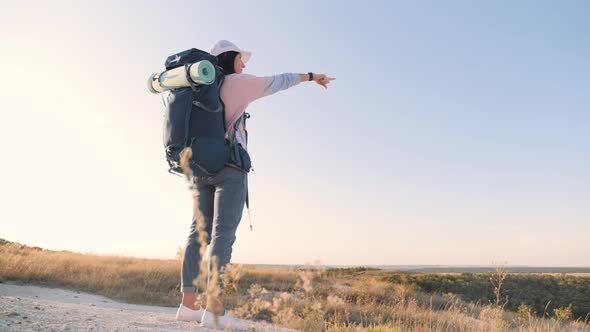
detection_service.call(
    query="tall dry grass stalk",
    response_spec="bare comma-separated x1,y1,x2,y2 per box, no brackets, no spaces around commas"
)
489,260,508,309
179,146,222,321
180,146,207,293
179,146,194,180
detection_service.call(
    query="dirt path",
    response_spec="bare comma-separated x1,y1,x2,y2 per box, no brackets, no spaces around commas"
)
0,282,294,331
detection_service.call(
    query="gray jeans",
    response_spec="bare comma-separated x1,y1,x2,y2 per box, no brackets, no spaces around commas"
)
181,166,247,293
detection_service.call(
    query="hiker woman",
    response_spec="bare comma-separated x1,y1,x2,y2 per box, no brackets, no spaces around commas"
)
176,40,335,329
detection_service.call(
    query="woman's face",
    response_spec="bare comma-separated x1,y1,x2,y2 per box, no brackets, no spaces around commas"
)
234,53,245,74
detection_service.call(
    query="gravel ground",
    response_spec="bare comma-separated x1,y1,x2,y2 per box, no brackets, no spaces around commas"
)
0,282,295,332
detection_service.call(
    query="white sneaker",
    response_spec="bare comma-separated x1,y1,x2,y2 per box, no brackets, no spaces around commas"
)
175,304,205,322
200,309,251,331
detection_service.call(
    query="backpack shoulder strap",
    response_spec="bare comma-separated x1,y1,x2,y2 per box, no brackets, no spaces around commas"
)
217,75,229,141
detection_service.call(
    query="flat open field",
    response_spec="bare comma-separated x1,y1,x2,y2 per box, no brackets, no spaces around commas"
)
1,239,588,331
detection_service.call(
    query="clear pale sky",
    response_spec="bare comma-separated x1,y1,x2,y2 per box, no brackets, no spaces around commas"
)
1,1,588,266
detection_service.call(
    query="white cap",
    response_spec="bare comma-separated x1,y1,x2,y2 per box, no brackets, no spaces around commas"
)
208,40,252,64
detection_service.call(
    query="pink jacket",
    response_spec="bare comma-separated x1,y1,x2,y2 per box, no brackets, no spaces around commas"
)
220,73,301,150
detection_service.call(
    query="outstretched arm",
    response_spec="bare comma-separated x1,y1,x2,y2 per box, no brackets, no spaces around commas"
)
225,72,336,107
257,72,336,99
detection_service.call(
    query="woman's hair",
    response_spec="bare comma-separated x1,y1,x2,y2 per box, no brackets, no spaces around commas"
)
216,51,239,75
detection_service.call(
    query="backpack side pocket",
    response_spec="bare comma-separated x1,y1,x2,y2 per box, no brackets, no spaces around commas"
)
162,88,193,174
230,144,252,172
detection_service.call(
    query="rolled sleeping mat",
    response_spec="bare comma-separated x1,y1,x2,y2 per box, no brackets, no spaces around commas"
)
148,60,215,94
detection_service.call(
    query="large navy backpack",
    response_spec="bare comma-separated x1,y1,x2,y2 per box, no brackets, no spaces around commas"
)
162,48,251,177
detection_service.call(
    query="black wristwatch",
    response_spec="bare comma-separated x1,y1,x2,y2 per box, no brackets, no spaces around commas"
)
308,72,313,81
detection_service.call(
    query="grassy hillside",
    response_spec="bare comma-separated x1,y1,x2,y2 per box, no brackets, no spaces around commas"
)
1,238,588,331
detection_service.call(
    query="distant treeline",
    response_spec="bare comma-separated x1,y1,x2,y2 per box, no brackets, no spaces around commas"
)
264,265,590,274
393,267,590,274
384,272,590,321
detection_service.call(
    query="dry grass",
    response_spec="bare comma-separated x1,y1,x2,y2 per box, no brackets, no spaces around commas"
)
1,239,588,332
0,240,179,306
